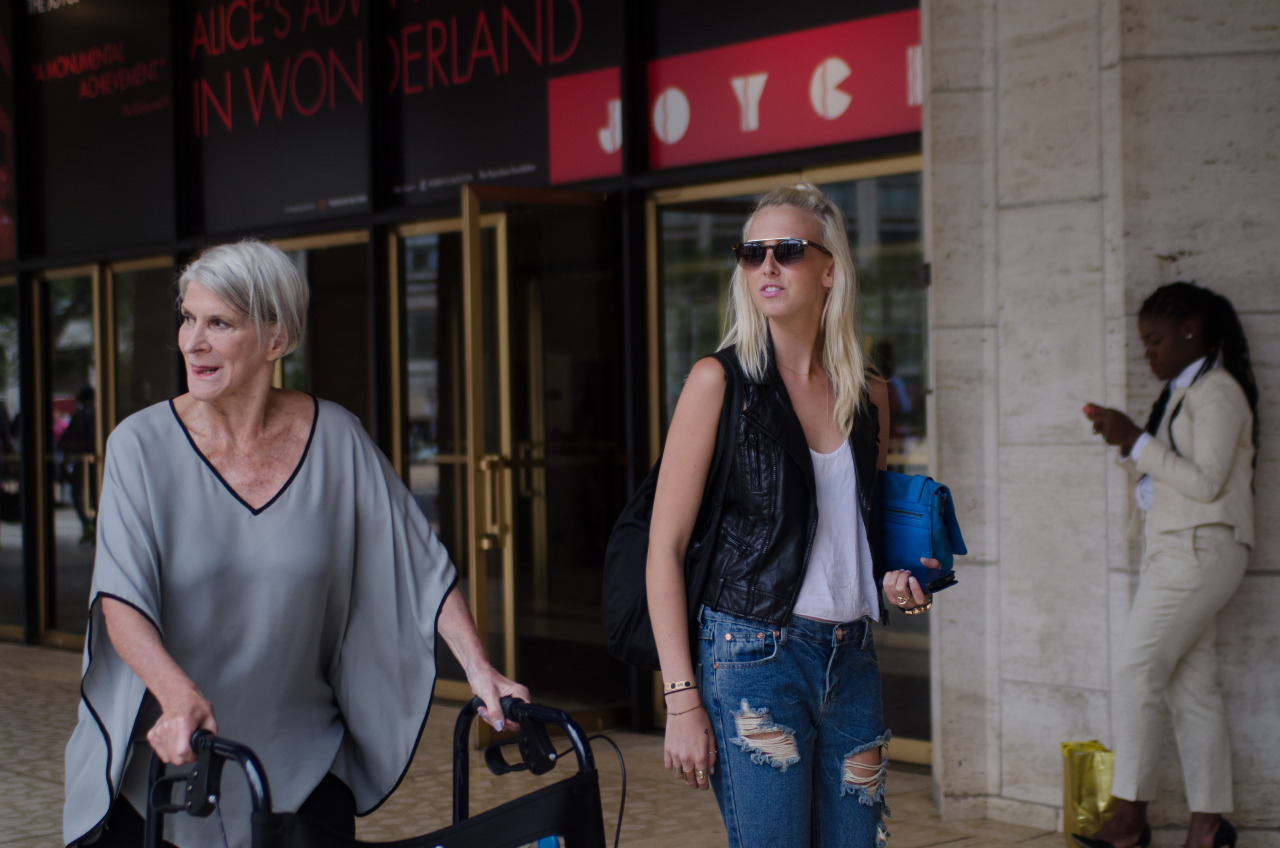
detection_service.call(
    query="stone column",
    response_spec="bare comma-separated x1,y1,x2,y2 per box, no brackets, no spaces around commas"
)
923,0,1280,836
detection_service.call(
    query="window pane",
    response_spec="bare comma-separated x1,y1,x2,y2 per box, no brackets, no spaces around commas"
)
0,284,21,629
48,275,96,635
281,242,373,431
113,266,177,423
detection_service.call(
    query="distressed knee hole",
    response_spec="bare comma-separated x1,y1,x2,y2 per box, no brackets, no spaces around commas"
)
730,701,800,772
841,738,890,806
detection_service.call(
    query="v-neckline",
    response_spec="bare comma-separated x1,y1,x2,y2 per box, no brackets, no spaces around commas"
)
169,395,319,516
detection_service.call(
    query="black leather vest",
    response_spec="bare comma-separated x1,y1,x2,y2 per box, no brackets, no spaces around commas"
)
702,351,888,625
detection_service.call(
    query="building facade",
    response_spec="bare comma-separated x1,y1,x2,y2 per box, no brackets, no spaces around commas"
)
1,0,1275,837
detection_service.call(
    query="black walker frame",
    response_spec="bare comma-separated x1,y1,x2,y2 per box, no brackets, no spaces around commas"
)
145,698,607,848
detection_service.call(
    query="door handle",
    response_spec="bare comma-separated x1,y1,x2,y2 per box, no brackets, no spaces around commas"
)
479,454,506,549
513,441,546,498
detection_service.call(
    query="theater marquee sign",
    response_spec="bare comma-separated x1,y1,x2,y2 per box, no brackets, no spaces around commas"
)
15,0,921,247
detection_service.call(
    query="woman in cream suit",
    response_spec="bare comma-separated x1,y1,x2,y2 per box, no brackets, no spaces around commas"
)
1081,282,1259,848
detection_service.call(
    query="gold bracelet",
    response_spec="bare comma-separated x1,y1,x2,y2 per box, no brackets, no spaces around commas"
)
663,679,696,696
667,703,704,716
904,601,933,616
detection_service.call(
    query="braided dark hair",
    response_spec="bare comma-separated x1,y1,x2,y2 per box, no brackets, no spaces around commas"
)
1138,281,1259,455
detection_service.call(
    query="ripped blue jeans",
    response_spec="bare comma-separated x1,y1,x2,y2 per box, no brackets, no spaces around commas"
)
698,607,889,848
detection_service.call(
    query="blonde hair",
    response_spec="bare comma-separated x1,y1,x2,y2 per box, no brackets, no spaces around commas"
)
719,183,867,436
177,239,309,356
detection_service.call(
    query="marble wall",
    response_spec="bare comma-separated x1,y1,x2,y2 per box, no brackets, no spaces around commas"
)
923,0,1280,839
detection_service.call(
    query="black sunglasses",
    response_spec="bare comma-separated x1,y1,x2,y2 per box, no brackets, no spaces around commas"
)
731,238,832,268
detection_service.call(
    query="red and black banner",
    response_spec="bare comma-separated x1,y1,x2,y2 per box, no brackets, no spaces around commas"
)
188,0,369,232
646,6,921,170
383,0,621,204
0,0,13,262
24,0,173,255
16,0,920,252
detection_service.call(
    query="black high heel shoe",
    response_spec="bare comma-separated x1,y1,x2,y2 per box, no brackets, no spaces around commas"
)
1213,818,1237,848
1071,824,1151,848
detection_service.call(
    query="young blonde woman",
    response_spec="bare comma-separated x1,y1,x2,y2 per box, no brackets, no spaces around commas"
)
646,184,936,848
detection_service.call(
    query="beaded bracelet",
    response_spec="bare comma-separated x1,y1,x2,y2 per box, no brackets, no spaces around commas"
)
663,679,696,697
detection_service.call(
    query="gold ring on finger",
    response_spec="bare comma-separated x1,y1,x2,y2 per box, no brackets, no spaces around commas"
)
896,595,909,605
673,766,683,776
695,769,707,780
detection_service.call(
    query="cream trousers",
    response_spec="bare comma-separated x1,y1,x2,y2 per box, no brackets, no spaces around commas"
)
1110,523,1248,812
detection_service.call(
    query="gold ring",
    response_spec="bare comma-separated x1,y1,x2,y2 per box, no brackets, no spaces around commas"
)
896,596,909,605
695,769,707,781
673,765,683,776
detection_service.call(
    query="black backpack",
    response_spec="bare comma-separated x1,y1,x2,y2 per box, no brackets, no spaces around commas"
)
601,349,743,670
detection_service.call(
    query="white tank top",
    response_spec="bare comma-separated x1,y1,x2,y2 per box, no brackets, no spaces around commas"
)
793,443,880,622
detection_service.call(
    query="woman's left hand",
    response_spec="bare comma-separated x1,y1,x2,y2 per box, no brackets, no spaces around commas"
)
1083,403,1143,451
437,586,530,732
883,560,938,613
466,662,531,733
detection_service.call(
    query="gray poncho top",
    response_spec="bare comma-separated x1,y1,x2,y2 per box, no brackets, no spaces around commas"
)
63,397,457,847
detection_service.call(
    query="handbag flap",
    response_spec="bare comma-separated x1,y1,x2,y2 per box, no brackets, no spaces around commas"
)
939,487,968,556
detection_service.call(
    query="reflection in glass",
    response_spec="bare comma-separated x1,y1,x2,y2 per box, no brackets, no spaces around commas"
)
401,232,467,565
0,284,21,629
281,242,373,432
657,173,931,743
114,266,178,423
658,178,926,469
400,230,471,685
47,275,97,635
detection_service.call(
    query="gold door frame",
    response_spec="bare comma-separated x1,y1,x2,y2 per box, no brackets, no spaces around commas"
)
388,211,509,705
645,155,933,765
389,186,607,716
462,186,516,690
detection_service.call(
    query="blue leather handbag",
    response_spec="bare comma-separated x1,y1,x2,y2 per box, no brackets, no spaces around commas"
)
878,471,967,592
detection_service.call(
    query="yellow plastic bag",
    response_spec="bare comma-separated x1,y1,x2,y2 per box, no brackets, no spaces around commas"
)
1061,740,1116,847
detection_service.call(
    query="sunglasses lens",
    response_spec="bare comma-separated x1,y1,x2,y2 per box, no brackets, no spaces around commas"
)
735,243,768,267
773,240,807,265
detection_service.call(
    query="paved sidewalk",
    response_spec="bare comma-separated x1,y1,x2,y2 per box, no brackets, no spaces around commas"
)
0,642,1062,847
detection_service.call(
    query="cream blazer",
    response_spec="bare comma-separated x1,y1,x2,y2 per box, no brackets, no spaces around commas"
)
1134,368,1255,547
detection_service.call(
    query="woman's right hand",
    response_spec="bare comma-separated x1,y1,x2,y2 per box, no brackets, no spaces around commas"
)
147,687,218,765
662,689,717,791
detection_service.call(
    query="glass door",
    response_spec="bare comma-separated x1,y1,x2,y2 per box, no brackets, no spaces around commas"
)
107,258,180,426
36,266,102,645
275,233,374,429
392,186,629,727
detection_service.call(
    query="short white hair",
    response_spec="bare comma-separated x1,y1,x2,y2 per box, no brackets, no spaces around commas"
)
177,239,309,356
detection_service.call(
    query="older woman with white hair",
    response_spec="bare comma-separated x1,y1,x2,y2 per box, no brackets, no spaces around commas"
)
63,240,527,847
